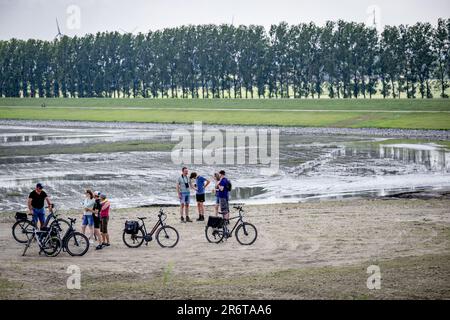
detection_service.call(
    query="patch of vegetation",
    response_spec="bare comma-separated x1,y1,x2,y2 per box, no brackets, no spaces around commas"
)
0,140,174,157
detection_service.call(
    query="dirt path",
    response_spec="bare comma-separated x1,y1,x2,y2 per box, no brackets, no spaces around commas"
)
1,199,449,299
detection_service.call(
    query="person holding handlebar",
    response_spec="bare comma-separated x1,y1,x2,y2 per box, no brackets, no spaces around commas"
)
27,183,52,229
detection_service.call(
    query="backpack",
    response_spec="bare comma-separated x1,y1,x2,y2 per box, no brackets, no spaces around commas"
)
124,221,139,234
225,179,232,192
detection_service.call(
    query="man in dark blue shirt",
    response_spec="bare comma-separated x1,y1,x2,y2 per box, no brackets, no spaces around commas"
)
217,170,230,220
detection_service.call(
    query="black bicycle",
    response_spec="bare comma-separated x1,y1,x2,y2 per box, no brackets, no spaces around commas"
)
22,222,62,257
12,204,70,244
56,217,90,256
122,209,179,248
205,205,257,245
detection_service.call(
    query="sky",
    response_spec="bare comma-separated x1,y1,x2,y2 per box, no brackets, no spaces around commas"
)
0,0,449,40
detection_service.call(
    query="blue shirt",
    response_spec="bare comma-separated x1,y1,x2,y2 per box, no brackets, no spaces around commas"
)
196,176,206,195
218,178,229,199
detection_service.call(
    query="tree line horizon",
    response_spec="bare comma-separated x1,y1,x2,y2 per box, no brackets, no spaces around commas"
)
1,19,449,99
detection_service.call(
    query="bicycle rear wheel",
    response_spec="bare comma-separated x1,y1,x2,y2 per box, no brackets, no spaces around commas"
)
122,228,145,248
156,226,179,248
235,222,257,245
205,226,225,244
42,236,62,257
65,232,89,256
12,220,35,243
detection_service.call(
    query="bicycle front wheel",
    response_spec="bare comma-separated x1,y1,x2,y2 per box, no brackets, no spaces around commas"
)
156,226,179,248
205,226,225,244
50,219,71,238
42,236,62,257
65,232,90,256
235,222,258,245
12,220,35,243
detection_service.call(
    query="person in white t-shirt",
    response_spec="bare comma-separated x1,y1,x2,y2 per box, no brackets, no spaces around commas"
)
81,189,96,243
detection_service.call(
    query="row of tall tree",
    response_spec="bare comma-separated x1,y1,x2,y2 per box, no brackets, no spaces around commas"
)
1,19,449,99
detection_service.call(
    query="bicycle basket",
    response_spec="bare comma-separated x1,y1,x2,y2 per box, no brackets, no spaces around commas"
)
207,216,224,228
15,212,28,221
124,221,139,234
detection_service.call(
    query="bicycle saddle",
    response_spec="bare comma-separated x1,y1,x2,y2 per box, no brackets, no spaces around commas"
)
137,217,147,220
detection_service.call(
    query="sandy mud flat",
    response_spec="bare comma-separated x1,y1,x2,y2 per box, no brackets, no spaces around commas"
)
0,198,449,299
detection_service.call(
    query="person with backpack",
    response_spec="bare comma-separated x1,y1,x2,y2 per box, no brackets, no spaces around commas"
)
217,170,231,220
189,172,211,221
212,172,221,216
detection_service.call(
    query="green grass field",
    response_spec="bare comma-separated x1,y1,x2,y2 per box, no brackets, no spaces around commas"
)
1,98,450,129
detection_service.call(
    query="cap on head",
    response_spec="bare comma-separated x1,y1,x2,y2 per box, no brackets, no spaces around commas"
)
100,193,107,199
219,170,226,176
94,191,101,197
36,183,43,189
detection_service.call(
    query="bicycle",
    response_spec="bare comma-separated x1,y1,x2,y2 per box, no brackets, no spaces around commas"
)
21,223,62,257
56,217,90,256
12,204,70,244
122,209,180,248
205,205,257,245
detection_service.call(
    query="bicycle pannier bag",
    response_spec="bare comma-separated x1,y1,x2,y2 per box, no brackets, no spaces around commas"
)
15,212,28,221
207,216,224,228
124,221,139,234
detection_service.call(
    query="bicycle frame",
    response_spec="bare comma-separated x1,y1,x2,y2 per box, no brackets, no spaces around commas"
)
139,211,166,239
223,208,245,235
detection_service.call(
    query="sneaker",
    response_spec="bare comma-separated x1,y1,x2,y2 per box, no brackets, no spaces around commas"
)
89,239,94,244
102,243,110,247
95,244,103,250
196,216,203,222
186,216,193,223
181,216,185,223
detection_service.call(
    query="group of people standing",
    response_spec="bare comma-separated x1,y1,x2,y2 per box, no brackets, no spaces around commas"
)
27,183,111,251
80,190,111,250
26,168,230,251
177,167,231,223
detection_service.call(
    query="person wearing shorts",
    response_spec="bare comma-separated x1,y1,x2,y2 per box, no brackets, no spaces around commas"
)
176,167,193,223
217,170,230,220
81,189,95,243
92,191,104,250
99,194,110,247
27,183,52,229
213,173,221,216
190,172,210,222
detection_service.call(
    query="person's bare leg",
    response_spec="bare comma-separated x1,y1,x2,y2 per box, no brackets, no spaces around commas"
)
185,204,189,218
81,224,86,235
95,229,102,245
180,204,185,218
88,226,94,240
214,204,219,216
105,233,110,244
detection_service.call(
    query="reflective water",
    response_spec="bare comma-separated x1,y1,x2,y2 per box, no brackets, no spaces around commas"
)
1,122,449,211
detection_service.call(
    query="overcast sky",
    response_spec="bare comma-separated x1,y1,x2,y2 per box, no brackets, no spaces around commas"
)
0,0,449,40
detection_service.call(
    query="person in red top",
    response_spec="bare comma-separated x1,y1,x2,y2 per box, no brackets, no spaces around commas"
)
99,193,111,247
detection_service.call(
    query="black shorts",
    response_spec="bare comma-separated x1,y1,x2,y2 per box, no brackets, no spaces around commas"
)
93,214,101,229
196,194,205,203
